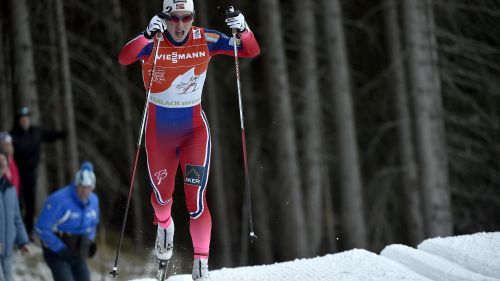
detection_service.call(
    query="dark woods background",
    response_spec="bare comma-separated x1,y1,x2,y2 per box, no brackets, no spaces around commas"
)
1,0,499,272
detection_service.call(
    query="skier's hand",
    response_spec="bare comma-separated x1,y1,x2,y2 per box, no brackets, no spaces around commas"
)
144,14,167,39
225,8,247,32
88,242,97,258
57,247,74,258
19,243,31,255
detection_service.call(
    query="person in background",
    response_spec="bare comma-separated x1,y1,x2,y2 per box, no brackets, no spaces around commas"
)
10,106,67,239
35,161,99,281
118,0,259,279
0,150,30,281
0,132,20,197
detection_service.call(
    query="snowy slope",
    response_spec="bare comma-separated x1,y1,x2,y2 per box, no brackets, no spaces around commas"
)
381,244,496,281
11,232,500,281
133,249,433,281
418,232,500,279
132,232,500,281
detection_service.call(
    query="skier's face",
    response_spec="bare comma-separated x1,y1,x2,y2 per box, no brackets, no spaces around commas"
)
166,11,194,42
76,185,93,202
0,154,7,174
0,141,13,156
19,116,30,131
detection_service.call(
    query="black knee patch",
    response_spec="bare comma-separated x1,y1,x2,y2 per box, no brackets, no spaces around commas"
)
184,164,204,186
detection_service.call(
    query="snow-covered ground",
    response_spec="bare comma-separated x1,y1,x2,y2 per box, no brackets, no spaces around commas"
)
12,232,500,281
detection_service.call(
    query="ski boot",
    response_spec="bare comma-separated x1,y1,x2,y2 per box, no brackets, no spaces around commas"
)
192,258,210,280
155,223,174,281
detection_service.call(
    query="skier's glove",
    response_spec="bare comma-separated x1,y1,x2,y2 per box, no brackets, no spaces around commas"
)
78,236,92,257
144,15,167,39
88,242,97,258
225,8,247,33
57,247,74,258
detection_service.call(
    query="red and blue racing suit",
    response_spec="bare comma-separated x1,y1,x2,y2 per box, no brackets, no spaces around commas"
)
118,27,260,258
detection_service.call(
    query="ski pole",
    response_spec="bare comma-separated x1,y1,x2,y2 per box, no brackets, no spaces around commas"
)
110,32,163,278
226,6,257,243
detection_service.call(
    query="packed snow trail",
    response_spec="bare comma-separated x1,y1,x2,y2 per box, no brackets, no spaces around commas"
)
12,231,500,280
131,249,432,281
130,232,500,281
381,244,497,281
418,232,500,279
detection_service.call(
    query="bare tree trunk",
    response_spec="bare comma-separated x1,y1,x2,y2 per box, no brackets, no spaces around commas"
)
7,0,40,121
402,0,453,237
48,0,66,187
322,176,337,252
109,0,144,248
196,0,233,266
237,69,253,266
256,0,308,259
240,60,274,263
246,140,274,263
7,0,49,214
292,0,325,256
249,161,274,263
0,21,13,131
384,0,425,245
321,0,368,249
54,0,79,172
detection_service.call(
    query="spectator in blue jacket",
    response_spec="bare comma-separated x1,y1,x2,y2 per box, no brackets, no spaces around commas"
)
35,161,99,281
0,151,30,281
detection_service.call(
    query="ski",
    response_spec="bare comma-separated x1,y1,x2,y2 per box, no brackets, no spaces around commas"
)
157,259,170,281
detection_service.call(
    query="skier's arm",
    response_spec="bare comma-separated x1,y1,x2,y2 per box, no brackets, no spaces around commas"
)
207,8,260,58
41,128,67,142
119,15,166,65
35,197,67,252
118,34,154,65
87,195,100,240
206,28,260,58
14,194,29,247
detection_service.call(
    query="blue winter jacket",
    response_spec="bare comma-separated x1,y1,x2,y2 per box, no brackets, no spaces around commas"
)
0,177,29,258
35,183,100,253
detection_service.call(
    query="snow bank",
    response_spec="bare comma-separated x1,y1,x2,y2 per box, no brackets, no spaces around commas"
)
13,231,500,281
132,249,432,281
210,249,433,281
418,232,500,279
381,244,497,281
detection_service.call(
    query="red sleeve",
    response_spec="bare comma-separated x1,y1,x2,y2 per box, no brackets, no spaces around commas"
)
206,28,260,58
8,159,21,196
238,30,260,58
118,34,151,65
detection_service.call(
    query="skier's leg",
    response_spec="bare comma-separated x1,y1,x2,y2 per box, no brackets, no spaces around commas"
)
0,257,11,281
21,171,36,239
145,106,180,261
180,111,211,280
71,256,91,281
146,105,180,226
42,250,75,281
180,111,212,258
153,204,175,261
147,148,177,261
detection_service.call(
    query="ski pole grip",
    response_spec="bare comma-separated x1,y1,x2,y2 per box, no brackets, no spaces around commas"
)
158,12,169,20
225,6,239,35
225,6,239,17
